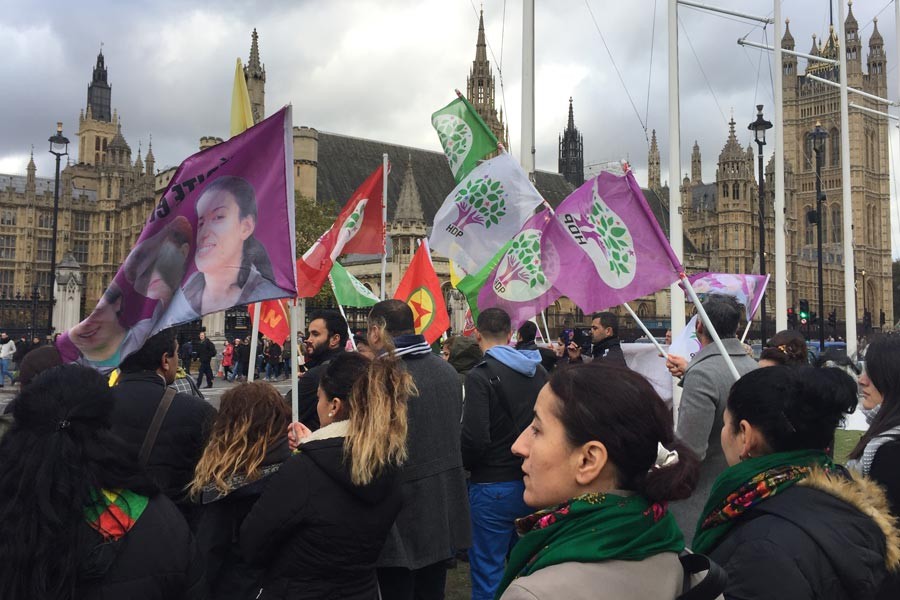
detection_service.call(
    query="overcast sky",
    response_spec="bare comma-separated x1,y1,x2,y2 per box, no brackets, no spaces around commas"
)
1,0,898,250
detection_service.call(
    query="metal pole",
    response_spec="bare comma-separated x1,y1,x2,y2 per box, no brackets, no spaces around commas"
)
521,0,536,179
838,0,857,358
30,286,38,338
290,299,300,422
677,0,773,23
248,302,261,382
756,138,766,343
381,153,388,299
815,141,826,351
773,1,786,332
737,39,838,65
668,0,686,348
806,73,896,106
48,153,61,335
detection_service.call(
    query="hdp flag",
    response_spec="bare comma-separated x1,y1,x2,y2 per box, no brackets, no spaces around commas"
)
249,300,291,343
477,210,562,331
685,273,770,320
456,239,512,323
545,170,683,313
429,152,544,274
330,261,379,307
432,95,498,183
297,166,385,297
57,107,297,371
394,240,450,344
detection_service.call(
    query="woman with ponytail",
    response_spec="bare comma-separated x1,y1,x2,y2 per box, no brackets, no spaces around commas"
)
0,365,202,599
694,366,900,600
240,352,415,600
496,363,700,600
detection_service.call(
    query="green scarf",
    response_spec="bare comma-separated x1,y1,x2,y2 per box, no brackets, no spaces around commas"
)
84,488,149,542
495,492,684,599
692,449,833,555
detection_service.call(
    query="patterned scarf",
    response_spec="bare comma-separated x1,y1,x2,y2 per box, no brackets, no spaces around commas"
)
390,334,433,358
84,488,149,542
495,492,684,599
692,449,833,554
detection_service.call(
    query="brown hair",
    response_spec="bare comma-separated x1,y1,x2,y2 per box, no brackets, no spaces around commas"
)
759,329,808,366
190,382,289,498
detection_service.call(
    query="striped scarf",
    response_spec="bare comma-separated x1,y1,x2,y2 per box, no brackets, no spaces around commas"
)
847,425,900,476
390,334,433,358
84,488,149,541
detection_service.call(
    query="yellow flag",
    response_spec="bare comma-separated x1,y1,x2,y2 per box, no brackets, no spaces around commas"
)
231,58,255,136
449,260,466,288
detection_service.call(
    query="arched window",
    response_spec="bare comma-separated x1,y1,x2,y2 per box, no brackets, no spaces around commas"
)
830,128,840,167
722,182,729,198
831,205,841,243
733,183,740,200
804,134,814,170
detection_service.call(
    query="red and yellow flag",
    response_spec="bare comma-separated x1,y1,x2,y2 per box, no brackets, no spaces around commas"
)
394,240,449,345
249,299,290,343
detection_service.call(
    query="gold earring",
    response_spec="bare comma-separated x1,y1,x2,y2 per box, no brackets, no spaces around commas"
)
328,412,334,417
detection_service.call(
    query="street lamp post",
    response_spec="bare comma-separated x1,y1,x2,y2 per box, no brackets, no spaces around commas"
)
812,122,828,351
48,122,69,336
748,105,772,343
861,268,868,333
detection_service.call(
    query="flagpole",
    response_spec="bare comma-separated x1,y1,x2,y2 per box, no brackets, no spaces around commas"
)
680,274,741,381
289,299,300,422
623,303,666,358
248,302,261,382
740,319,753,345
540,311,553,346
329,274,358,351
381,153,389,300
521,0,536,180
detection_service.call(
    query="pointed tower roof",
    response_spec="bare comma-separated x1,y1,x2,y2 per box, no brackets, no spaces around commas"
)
134,142,144,172
145,137,155,164
870,17,883,46
567,97,575,130
782,18,794,48
845,1,858,29
395,155,425,223
809,33,820,56
27,149,36,174
247,28,264,76
475,10,487,64
108,122,130,152
650,129,659,154
718,118,744,162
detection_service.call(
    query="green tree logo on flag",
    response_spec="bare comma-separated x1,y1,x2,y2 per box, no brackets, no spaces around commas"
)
492,229,555,301
567,181,636,289
432,114,472,179
341,200,367,239
450,176,507,232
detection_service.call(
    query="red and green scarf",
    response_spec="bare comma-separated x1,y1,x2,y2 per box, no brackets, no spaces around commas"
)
692,449,834,555
84,489,149,541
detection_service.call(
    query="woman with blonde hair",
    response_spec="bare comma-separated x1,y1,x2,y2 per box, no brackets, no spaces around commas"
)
190,382,291,600
241,352,414,600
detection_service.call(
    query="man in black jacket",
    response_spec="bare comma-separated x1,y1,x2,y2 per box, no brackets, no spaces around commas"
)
565,311,627,367
111,328,217,523
195,331,216,388
284,310,346,430
462,308,547,600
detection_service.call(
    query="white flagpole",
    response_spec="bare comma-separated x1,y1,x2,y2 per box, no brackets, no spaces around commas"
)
740,319,753,344
329,274,358,351
540,311,553,345
521,0,535,179
773,0,787,332
667,0,687,361
289,299,300,422
381,153,389,300
681,275,741,381
837,0,857,358
248,302,261,382
623,303,666,358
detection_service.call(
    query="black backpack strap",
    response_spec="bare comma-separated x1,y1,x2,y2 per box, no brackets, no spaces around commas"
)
138,387,176,467
677,552,727,600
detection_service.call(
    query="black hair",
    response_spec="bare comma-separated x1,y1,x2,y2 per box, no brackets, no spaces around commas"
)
728,366,856,452
198,176,275,288
320,352,371,403
477,308,511,338
309,309,349,347
592,311,619,336
850,333,900,460
759,329,808,366
547,363,699,504
0,365,156,599
119,328,177,373
700,294,741,339
368,299,415,336
517,321,537,344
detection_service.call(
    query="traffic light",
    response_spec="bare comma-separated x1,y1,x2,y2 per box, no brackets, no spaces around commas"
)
799,299,809,325
788,307,797,328
828,310,836,328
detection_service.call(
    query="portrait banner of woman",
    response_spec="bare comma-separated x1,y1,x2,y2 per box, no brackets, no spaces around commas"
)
57,106,297,371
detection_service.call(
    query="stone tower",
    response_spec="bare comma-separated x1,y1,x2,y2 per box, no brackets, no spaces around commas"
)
558,97,584,187
691,141,702,184
466,10,508,148
389,156,427,294
714,119,759,276
245,28,266,124
87,50,112,123
78,51,119,167
647,129,661,192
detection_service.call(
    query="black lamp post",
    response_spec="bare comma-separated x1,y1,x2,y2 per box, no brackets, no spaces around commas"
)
812,122,828,351
748,105,772,343
861,268,869,333
48,122,69,335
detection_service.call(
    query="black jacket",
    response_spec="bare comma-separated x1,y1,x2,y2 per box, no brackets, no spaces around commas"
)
869,438,900,599
196,338,216,364
266,343,282,365
709,469,900,600
590,336,627,367
194,440,290,600
111,371,217,516
240,427,402,600
286,347,344,431
76,493,205,599
461,355,547,483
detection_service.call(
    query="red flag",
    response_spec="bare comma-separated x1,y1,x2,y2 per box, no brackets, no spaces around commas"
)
394,240,450,345
297,166,385,297
248,299,290,343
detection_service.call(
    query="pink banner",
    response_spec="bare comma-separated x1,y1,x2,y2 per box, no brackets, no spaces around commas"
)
58,107,296,370
685,273,770,320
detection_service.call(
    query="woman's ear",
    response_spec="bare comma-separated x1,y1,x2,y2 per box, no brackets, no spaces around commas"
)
239,216,255,241
738,419,767,458
331,397,344,419
574,440,609,487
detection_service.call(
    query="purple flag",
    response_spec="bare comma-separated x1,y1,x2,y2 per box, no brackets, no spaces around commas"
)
685,273,770,320
545,170,683,313
477,209,562,331
58,106,297,371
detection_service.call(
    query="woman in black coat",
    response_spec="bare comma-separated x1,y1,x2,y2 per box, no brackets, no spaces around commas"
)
0,365,203,599
241,352,414,600
190,382,291,600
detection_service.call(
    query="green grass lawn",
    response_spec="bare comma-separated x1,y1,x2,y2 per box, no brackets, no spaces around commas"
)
834,429,864,465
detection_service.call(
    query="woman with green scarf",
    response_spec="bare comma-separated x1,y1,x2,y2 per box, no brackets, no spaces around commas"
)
495,363,700,600
693,365,900,600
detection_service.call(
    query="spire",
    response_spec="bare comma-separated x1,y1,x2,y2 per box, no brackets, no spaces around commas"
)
134,141,143,173
870,17,884,47
648,129,661,191
559,97,584,187
26,147,36,193
145,136,155,174
782,18,794,49
567,97,575,130
466,9,506,147
845,1,857,29
247,28,263,76
87,45,112,122
244,29,267,124
475,10,487,64
809,33,819,56
691,140,702,184
395,155,425,223
718,118,744,163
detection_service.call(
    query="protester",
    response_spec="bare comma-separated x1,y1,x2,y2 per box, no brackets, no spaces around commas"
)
495,363,699,599
111,328,216,522
191,382,290,600
241,352,413,599
515,321,557,373
286,309,347,431
237,336,251,380
195,331,216,389
265,339,282,381
0,364,203,599
463,308,547,600
366,299,470,599
179,337,194,375
758,329,808,367
565,312,627,367
355,334,375,359
693,366,899,599
666,294,758,541
0,344,63,440
0,332,15,387
446,335,483,386
221,340,234,381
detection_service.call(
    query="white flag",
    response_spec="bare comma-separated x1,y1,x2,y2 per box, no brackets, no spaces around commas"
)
669,314,703,362
429,152,544,274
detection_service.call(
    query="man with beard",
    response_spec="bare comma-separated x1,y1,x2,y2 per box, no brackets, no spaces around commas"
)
285,309,347,430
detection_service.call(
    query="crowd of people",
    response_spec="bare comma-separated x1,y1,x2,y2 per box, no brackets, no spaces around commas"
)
0,294,899,599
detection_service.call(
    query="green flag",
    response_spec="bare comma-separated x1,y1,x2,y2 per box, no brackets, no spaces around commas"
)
456,239,512,322
329,262,379,307
432,96,499,183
